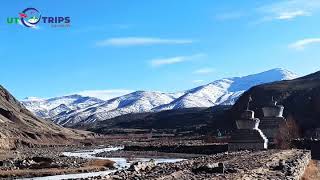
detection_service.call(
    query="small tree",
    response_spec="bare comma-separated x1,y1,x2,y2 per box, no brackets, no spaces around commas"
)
275,115,300,149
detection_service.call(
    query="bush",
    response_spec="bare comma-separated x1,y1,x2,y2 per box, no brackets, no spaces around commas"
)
275,115,300,149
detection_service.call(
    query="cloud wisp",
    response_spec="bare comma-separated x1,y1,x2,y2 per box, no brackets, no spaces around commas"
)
289,38,320,50
193,68,214,75
276,10,309,20
258,0,320,21
76,89,134,100
150,53,205,67
192,79,205,84
96,37,193,47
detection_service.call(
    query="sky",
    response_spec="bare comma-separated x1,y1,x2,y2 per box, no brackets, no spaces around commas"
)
1,0,320,100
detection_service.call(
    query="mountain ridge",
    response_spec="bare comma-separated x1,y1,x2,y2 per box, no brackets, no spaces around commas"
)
22,68,299,127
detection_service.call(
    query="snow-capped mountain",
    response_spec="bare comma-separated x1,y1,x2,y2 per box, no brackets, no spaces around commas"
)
51,91,182,126
22,68,299,127
154,68,298,110
21,94,105,119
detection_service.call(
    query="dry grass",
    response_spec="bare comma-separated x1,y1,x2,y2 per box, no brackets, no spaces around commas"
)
301,160,320,180
86,159,115,168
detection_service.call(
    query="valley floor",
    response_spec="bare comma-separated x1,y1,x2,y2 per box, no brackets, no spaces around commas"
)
0,136,315,179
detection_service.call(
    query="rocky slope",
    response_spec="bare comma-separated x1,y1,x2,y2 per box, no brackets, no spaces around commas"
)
22,68,298,127
0,85,93,150
232,70,320,134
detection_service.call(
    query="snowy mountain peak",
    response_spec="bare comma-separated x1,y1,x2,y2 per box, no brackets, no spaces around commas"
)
21,94,104,119
268,68,299,80
22,68,299,127
154,68,299,111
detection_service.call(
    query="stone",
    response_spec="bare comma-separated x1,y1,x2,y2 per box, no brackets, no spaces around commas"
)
2,160,14,168
128,160,156,172
273,159,287,171
192,162,225,174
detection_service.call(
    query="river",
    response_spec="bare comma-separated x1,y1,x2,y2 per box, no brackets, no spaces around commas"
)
22,146,185,180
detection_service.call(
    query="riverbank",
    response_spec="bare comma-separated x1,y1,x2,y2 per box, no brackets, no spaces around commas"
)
0,144,188,179
0,146,116,178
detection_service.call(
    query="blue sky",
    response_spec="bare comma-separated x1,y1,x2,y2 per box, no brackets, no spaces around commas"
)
1,0,320,100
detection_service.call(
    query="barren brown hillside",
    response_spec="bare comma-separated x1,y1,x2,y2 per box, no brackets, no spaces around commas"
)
0,85,94,150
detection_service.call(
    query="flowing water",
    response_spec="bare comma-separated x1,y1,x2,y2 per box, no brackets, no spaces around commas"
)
22,146,185,180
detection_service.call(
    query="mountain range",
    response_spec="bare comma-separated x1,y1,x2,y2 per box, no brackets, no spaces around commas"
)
22,68,299,127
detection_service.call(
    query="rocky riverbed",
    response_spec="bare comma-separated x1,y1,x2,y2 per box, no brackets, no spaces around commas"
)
0,145,116,178
0,145,188,179
0,143,313,179
100,149,311,180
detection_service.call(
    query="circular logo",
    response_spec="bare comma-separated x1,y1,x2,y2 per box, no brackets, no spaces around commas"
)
20,8,41,28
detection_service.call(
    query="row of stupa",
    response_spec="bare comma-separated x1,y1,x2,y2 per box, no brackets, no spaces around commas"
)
228,97,286,151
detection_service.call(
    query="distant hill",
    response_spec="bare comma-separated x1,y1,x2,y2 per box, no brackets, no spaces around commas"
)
0,85,93,150
87,106,232,135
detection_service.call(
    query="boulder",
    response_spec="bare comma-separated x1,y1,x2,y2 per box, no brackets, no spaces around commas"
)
128,160,156,172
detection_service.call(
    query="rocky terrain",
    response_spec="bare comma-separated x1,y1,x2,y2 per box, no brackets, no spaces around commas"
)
102,149,311,180
0,133,316,179
0,145,115,178
0,85,94,150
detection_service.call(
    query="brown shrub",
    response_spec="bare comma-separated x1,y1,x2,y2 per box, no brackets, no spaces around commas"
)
86,159,115,168
275,115,300,149
301,160,320,180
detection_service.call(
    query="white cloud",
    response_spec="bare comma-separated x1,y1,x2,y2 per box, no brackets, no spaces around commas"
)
192,80,205,84
289,38,320,50
150,53,205,67
276,10,309,20
258,0,320,21
193,68,214,75
96,37,193,47
76,89,134,100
